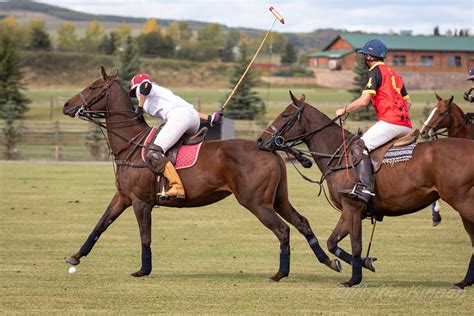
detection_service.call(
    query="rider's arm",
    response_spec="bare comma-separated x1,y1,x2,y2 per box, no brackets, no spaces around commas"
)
401,85,412,110
342,93,373,114
137,81,152,108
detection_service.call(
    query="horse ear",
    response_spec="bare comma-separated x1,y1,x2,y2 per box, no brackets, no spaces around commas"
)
447,95,454,104
101,66,108,80
289,90,299,105
300,94,306,103
110,69,118,78
435,92,443,101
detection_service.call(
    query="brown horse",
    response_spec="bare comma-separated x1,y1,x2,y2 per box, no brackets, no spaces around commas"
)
62,67,340,280
257,92,474,289
420,93,473,225
420,93,473,139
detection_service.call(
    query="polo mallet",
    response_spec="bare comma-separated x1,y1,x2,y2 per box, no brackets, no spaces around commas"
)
221,6,285,110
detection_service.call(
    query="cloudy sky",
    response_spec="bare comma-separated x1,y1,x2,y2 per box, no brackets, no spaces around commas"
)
38,0,473,35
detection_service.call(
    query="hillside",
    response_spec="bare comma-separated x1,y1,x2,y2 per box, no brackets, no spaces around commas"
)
20,51,230,88
0,0,343,49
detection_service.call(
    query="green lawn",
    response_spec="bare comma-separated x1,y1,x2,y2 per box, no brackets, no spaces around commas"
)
0,162,472,314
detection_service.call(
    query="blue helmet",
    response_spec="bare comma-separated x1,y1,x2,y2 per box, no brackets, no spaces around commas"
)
466,68,474,81
357,39,388,59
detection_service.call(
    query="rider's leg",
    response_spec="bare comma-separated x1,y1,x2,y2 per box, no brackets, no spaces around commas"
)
153,108,200,199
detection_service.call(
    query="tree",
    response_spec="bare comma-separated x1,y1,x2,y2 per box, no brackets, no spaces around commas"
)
83,20,106,52
2,101,21,159
57,22,78,51
99,32,118,55
27,19,51,50
0,34,29,118
85,126,107,160
434,25,440,36
220,37,235,62
137,32,175,58
198,23,223,46
0,16,25,47
167,21,180,42
178,21,192,41
223,43,265,120
116,23,132,44
142,19,161,34
349,61,376,121
281,42,297,64
118,35,141,91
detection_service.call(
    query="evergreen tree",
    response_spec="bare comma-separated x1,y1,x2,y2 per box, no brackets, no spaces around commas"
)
85,125,107,160
118,35,141,91
281,42,297,64
223,43,265,120
2,101,21,160
434,25,440,36
100,32,118,55
0,34,29,118
220,37,235,62
349,60,376,121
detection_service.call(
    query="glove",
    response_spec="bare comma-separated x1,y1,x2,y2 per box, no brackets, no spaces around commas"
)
464,89,474,103
208,112,223,127
135,106,144,115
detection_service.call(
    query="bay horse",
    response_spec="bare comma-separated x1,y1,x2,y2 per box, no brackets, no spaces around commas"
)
62,67,340,281
257,92,474,289
420,93,474,225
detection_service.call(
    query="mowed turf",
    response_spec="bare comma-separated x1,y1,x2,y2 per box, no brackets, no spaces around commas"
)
0,162,472,314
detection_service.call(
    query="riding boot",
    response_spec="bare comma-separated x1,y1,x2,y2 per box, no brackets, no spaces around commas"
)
162,161,186,200
339,139,374,205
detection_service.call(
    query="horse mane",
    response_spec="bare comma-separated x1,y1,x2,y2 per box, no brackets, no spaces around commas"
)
113,79,149,127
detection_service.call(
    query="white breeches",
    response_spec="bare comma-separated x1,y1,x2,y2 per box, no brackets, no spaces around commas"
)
361,120,412,152
153,107,200,153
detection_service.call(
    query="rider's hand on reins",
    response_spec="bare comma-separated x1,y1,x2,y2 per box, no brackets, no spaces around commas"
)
135,106,144,115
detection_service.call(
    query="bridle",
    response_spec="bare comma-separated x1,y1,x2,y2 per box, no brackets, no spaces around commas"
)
263,102,354,211
423,104,468,139
73,79,151,161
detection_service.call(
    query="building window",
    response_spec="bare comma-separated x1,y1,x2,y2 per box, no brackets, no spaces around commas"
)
420,55,433,67
448,56,462,67
393,55,407,66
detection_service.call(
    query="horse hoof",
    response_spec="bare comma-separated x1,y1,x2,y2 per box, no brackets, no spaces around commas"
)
65,256,80,266
327,259,342,272
363,257,376,272
432,213,442,227
432,220,442,227
338,279,360,288
131,270,150,277
269,272,287,282
452,281,471,290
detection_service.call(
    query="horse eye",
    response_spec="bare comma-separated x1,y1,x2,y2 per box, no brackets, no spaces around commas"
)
282,114,289,118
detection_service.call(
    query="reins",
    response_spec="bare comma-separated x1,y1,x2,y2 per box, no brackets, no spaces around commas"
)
74,79,150,166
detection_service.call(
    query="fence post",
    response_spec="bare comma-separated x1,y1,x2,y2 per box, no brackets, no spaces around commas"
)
53,120,62,160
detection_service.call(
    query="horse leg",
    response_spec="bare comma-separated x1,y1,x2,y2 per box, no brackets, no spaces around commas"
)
339,206,364,287
453,217,474,289
65,192,131,266
274,200,341,272
130,199,155,277
327,215,375,272
432,200,442,227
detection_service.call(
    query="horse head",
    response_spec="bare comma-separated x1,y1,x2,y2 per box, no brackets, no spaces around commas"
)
63,66,119,117
420,93,454,139
257,91,306,151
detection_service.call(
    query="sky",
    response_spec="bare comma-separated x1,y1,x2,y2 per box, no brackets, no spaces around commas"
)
37,0,473,35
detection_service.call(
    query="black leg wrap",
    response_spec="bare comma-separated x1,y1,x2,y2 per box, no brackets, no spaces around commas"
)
79,230,102,256
279,245,290,276
463,254,474,285
351,257,363,284
305,234,329,263
330,246,352,265
141,246,152,275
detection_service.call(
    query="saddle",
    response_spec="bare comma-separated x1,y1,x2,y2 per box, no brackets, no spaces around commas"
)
349,128,420,173
145,126,207,165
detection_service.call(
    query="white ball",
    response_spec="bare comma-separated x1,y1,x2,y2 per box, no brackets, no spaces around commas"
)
68,266,77,274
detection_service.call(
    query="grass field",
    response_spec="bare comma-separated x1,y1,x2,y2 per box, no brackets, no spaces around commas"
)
1,162,473,314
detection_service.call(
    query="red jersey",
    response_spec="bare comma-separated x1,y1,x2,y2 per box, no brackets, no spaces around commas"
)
363,62,412,128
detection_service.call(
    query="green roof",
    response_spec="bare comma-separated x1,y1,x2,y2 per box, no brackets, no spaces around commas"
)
323,33,474,52
308,49,353,58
